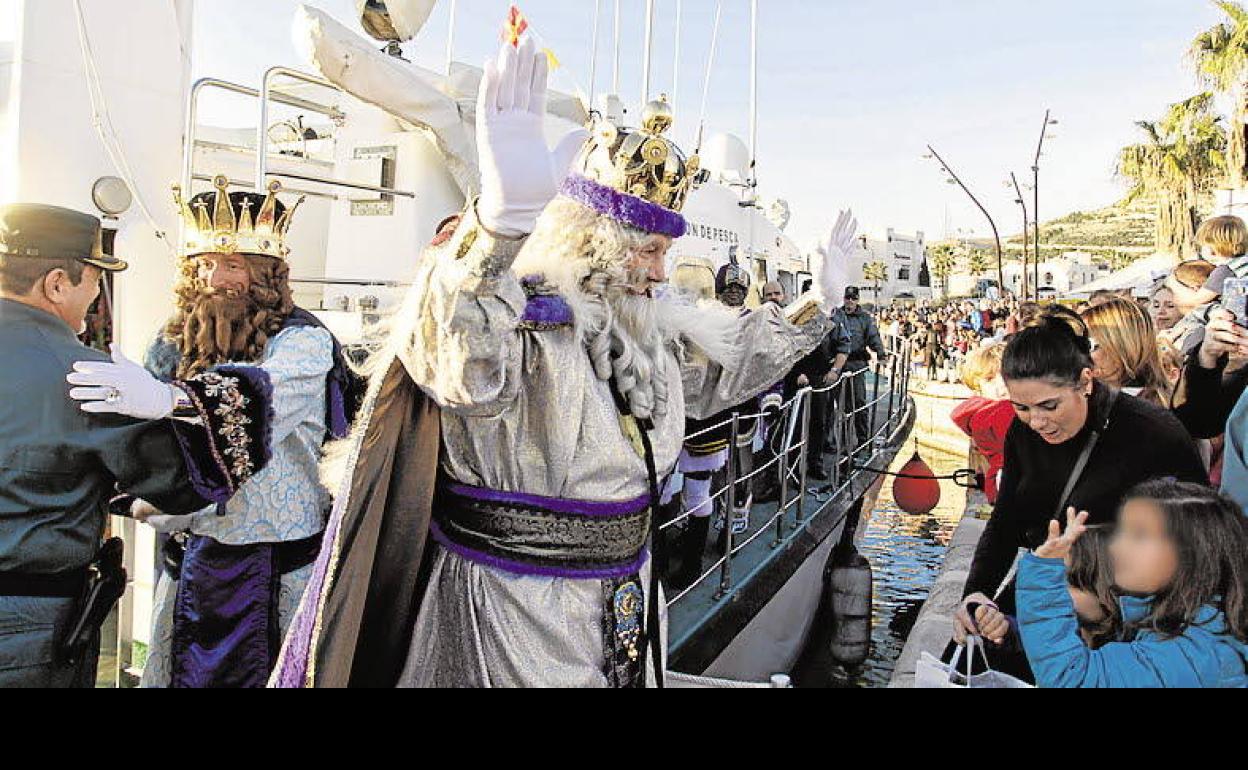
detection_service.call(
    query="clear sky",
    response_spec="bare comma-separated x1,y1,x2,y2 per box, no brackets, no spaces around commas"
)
187,0,1227,250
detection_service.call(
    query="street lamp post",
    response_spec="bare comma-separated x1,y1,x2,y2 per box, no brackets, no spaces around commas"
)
925,145,1006,299
1009,173,1032,301
1033,110,1058,299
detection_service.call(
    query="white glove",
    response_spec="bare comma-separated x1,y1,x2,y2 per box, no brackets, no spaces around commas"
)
67,344,178,420
817,209,857,310
476,36,589,237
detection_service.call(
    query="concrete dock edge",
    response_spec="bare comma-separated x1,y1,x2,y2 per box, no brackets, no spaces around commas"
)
888,490,989,688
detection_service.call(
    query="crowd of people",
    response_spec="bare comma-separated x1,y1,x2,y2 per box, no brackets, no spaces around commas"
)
912,214,1248,688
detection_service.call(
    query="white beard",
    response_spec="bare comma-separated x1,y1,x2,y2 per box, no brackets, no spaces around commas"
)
510,198,741,421
559,277,740,421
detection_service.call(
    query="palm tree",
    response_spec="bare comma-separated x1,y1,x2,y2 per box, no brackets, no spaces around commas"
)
1190,1,1248,188
863,261,888,302
966,251,991,295
928,245,957,299
1117,93,1227,261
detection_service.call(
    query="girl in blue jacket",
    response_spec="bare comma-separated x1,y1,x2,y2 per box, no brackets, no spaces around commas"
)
1018,480,1248,688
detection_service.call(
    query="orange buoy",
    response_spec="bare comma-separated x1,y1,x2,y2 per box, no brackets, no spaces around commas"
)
893,452,941,516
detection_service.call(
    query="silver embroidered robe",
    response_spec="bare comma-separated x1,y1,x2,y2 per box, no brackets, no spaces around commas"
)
393,206,831,687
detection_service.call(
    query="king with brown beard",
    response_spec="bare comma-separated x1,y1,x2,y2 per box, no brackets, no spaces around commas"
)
99,175,358,688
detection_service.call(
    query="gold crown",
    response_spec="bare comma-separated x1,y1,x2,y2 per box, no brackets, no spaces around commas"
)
172,175,305,260
575,96,702,213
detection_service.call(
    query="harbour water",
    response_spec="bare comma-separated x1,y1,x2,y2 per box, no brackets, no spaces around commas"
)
840,381,974,688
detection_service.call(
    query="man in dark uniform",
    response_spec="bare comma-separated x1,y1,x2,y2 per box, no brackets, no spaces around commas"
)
833,286,886,454
786,298,851,481
0,203,271,687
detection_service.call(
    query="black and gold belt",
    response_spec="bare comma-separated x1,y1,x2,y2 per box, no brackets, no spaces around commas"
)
429,481,651,580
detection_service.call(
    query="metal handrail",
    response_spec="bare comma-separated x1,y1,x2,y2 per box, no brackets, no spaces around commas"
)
664,337,914,609
182,76,346,194
256,67,417,199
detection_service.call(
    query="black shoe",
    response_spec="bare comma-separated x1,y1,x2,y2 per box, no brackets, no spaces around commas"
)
672,516,712,591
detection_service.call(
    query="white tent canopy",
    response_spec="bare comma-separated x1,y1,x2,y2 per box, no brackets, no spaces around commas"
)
1066,254,1173,298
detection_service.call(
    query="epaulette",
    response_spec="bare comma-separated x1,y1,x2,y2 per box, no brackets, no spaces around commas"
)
518,274,574,331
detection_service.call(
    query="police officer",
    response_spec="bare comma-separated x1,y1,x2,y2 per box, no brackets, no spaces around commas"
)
0,204,212,687
833,286,886,454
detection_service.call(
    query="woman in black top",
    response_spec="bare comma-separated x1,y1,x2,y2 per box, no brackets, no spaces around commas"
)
950,309,1207,678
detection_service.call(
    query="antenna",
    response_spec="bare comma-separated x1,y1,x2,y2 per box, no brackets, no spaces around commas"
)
748,0,759,192
444,0,458,76
695,0,724,153
641,0,656,108
612,0,622,95
672,0,683,116
588,0,602,111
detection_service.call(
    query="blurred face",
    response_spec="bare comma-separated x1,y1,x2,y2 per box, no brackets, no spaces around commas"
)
1005,371,1093,445
1110,499,1179,595
623,234,672,297
196,253,252,297
720,284,747,308
49,264,104,335
1150,288,1180,331
763,283,785,306
845,297,860,313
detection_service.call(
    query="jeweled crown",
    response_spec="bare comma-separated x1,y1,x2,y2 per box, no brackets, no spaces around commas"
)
574,96,702,213
172,175,304,260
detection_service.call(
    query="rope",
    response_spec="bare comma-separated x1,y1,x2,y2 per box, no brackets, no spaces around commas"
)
72,0,177,258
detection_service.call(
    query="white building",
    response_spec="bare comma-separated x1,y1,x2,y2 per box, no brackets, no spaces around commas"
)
847,228,931,302
1002,251,1104,297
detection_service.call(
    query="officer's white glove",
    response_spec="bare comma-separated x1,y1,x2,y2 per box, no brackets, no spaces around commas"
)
476,36,589,237
67,344,178,420
816,209,857,310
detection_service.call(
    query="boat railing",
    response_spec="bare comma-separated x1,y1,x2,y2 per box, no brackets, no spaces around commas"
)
664,336,914,608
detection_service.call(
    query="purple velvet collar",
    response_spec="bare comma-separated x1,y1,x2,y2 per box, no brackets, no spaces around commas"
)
559,174,687,239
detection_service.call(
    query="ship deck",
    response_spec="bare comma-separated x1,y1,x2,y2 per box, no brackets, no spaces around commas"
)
668,369,916,675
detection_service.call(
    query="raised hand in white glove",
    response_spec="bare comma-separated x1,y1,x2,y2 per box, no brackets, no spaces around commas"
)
67,344,178,420
816,209,858,310
476,36,589,237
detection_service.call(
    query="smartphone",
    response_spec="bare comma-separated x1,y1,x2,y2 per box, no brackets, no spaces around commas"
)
1224,277,1248,327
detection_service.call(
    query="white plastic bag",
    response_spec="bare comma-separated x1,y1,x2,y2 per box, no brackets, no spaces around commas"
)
914,637,1034,689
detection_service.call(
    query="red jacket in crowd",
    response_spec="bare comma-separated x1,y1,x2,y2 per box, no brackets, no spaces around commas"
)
950,396,1016,503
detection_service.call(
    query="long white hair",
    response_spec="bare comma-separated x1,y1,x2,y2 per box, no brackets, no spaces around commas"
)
513,197,739,420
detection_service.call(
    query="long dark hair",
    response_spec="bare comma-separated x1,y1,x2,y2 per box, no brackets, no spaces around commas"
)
1067,524,1121,649
1002,305,1093,386
1122,480,1248,643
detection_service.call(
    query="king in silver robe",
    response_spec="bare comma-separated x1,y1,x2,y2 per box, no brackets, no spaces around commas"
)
273,35,857,688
